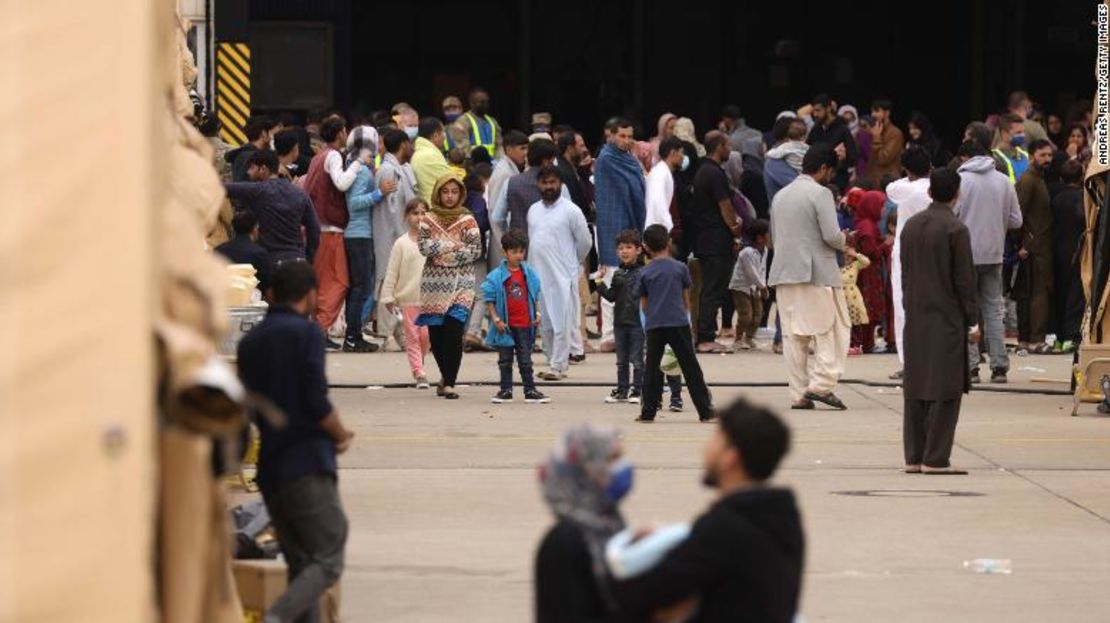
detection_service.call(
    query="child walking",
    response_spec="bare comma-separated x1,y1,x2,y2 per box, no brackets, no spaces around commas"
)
482,229,550,404
596,230,684,409
635,225,715,423
380,198,433,387
841,246,871,356
729,219,770,351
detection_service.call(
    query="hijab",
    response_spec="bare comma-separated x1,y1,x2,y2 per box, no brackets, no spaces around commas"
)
539,425,625,606
655,112,677,141
429,173,470,225
854,190,886,242
345,125,379,171
673,117,705,157
838,105,860,134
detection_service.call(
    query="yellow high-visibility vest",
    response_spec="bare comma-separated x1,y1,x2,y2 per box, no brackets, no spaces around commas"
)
465,112,497,157
992,147,1029,184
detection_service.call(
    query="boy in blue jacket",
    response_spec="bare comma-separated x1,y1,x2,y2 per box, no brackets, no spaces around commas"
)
482,229,551,404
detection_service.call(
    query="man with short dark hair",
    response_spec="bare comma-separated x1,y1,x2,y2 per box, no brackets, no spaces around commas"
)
502,138,561,232
224,150,320,264
412,116,451,202
645,136,687,231
692,131,742,352
1013,139,1056,352
868,98,905,181
528,165,592,381
448,87,502,158
768,146,850,410
556,130,589,215
216,210,272,294
720,104,762,155
372,128,419,345
886,146,934,372
806,94,858,190
487,130,530,270
900,167,978,474
615,397,803,620
304,115,364,341
993,113,1030,183
1005,90,1049,146
237,261,354,623
594,117,647,351
273,129,302,179
227,115,280,181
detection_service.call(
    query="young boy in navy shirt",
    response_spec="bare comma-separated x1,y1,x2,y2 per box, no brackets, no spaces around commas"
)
634,225,716,423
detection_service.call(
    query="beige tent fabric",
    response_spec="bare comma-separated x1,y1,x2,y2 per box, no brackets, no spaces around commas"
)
1081,2,1110,345
0,1,160,621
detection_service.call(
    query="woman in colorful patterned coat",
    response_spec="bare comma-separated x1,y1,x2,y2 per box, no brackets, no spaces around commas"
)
416,174,482,399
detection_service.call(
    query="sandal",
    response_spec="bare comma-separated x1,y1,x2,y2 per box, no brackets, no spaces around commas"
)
436,381,446,397
803,391,847,410
922,466,968,475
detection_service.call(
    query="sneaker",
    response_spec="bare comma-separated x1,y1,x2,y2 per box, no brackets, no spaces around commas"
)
491,390,513,403
669,398,684,412
990,369,1008,384
415,375,430,389
605,389,629,403
524,389,551,404
628,389,642,405
325,338,343,351
742,337,757,351
539,370,566,381
342,339,379,353
969,369,981,385
569,354,586,365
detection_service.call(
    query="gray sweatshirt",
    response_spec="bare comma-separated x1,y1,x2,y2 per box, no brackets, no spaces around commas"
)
955,156,1023,265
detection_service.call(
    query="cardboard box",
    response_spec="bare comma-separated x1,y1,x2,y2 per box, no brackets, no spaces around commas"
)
232,559,341,622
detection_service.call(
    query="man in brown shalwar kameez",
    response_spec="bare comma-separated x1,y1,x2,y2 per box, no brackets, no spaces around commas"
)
1013,140,1055,353
900,168,979,475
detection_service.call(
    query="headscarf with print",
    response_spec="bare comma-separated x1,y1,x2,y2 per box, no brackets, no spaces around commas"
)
538,425,626,609
428,173,470,226
345,125,379,171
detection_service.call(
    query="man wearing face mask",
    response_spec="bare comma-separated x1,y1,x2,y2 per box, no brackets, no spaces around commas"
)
395,106,420,143
992,114,1030,184
448,86,502,159
527,166,593,381
645,137,688,231
614,397,803,622
1013,140,1056,353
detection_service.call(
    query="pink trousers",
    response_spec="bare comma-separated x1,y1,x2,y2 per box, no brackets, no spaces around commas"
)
402,305,431,377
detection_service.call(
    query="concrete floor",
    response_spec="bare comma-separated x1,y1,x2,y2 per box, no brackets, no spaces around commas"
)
316,342,1110,622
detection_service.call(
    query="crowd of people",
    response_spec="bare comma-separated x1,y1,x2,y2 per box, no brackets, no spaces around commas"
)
212,87,1092,408
217,84,1098,622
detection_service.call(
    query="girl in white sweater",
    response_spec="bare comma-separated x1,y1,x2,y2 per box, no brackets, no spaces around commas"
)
380,198,432,387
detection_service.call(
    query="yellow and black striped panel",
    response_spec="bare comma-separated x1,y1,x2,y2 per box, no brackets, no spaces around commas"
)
216,42,251,146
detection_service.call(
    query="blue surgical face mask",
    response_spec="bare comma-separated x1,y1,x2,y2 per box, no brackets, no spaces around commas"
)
680,155,690,171
405,126,419,140
445,112,461,123
1011,134,1026,147
605,459,635,503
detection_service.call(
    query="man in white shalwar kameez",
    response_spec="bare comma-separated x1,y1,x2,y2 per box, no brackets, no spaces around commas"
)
884,147,933,374
527,165,592,380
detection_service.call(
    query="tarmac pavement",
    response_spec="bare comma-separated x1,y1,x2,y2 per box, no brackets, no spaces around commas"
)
320,341,1110,622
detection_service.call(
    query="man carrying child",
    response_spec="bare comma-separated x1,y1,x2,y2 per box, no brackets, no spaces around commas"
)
634,225,716,423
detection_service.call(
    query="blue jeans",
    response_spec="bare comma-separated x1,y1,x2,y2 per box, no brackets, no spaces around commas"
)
614,324,683,398
614,325,645,392
498,326,536,392
968,264,1010,372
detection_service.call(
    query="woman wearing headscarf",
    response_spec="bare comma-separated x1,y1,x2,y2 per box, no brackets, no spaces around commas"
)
416,174,483,399
906,111,953,169
343,125,395,351
673,117,705,157
535,425,632,623
647,112,677,168
849,190,887,354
